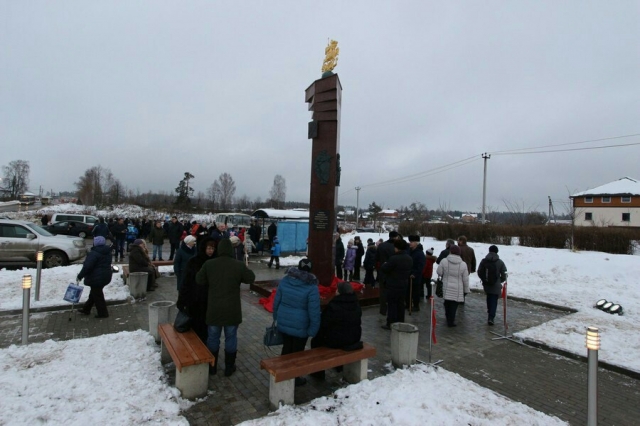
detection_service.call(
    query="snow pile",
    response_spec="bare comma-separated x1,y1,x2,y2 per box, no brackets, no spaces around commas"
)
240,364,566,426
0,264,130,311
0,330,190,425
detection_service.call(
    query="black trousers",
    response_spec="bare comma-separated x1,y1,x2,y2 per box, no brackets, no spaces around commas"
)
169,242,179,260
83,286,108,316
364,268,375,286
486,294,499,321
281,334,308,356
335,261,343,279
444,300,459,325
353,258,362,280
386,288,405,326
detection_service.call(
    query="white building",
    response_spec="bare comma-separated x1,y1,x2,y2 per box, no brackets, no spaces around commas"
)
570,177,640,227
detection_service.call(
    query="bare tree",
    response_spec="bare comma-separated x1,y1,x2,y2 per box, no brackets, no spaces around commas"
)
269,174,287,209
76,166,104,206
2,160,30,199
236,194,252,211
369,202,382,230
210,172,236,211
502,198,542,226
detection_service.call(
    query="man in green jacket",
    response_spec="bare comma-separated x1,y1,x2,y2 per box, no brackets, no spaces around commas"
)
196,238,256,376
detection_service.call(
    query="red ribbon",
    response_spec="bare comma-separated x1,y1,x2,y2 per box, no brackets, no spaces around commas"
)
501,281,507,299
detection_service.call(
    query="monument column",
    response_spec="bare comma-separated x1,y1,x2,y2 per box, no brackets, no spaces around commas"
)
305,73,342,287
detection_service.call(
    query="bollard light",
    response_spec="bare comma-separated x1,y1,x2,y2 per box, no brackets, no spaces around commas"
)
22,275,32,289
595,299,607,309
608,304,623,315
35,252,43,301
586,327,600,350
36,251,43,262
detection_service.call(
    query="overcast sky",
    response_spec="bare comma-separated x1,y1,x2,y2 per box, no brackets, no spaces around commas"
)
1,1,639,213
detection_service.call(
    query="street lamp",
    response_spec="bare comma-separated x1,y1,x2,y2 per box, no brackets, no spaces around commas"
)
586,326,600,426
22,274,32,345
35,251,43,301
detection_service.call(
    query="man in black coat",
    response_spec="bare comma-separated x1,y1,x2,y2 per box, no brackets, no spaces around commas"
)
375,230,399,315
380,238,413,329
167,216,184,260
110,218,127,262
407,235,426,312
77,236,113,318
267,221,277,244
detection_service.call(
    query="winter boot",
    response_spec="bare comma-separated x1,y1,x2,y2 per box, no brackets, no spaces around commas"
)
224,351,237,377
209,350,219,375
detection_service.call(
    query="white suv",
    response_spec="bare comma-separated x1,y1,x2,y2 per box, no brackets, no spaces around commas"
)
0,219,87,268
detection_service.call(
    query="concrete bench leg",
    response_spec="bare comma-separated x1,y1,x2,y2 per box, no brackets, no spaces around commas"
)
176,363,209,399
269,376,294,410
343,358,368,383
160,341,172,365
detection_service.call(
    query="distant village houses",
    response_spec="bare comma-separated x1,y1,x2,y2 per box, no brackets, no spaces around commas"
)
571,177,640,227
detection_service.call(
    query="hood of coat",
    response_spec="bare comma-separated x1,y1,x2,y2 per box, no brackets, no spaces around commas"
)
129,245,146,256
484,252,500,262
444,254,464,265
286,267,319,285
217,238,233,258
91,244,112,257
196,236,216,259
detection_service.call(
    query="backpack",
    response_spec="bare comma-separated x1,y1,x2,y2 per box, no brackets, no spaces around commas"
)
481,259,499,285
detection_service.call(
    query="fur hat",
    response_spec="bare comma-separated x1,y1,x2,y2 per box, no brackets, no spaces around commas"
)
489,245,499,253
426,247,434,255
408,235,420,242
337,281,354,294
449,245,461,255
393,239,408,251
298,258,312,272
183,235,196,245
93,236,106,246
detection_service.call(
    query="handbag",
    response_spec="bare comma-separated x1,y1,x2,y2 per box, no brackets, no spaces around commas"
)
174,310,192,333
63,283,84,304
435,278,444,298
263,321,284,346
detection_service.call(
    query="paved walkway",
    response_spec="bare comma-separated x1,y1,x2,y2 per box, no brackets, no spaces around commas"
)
1,262,638,425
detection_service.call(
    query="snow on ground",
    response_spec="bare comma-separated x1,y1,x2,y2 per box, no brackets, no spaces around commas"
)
0,330,190,425
240,364,566,426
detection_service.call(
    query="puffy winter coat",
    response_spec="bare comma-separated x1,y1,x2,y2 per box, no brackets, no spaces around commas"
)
422,254,437,281
343,246,356,271
196,238,256,326
273,268,321,339
436,254,469,302
381,251,413,292
477,252,508,295
167,221,184,244
314,292,361,349
177,237,215,320
409,246,426,279
77,245,112,288
148,226,166,245
174,241,197,291
129,244,152,272
363,245,377,269
375,239,396,284
270,238,281,256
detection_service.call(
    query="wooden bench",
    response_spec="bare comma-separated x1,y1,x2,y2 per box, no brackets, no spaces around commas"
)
122,260,173,284
158,323,215,399
260,343,376,410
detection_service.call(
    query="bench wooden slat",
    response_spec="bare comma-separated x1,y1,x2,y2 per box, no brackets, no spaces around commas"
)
158,324,215,372
260,343,376,382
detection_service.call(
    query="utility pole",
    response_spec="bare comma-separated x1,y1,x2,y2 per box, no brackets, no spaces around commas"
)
548,196,556,225
355,186,361,229
482,153,490,224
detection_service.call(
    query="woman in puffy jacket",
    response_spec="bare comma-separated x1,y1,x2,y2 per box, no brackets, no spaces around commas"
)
436,244,469,327
78,236,113,318
129,239,156,291
174,235,197,291
343,239,357,281
273,258,321,386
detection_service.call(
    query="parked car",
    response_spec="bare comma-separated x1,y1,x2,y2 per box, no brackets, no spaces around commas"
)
0,219,87,268
49,213,98,226
43,220,94,238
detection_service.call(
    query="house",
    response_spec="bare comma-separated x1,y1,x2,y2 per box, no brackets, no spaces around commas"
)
461,213,478,223
380,209,398,219
570,177,640,227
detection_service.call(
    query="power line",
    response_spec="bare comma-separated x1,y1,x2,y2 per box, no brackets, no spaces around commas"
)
492,141,640,156
490,133,640,155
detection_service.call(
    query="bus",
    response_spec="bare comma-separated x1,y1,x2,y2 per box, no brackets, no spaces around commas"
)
19,193,36,205
212,213,252,230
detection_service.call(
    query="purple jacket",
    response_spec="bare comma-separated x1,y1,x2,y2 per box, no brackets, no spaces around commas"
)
344,246,357,271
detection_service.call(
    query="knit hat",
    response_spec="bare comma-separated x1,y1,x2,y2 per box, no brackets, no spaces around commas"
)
348,239,354,246
408,235,420,242
229,236,241,247
426,247,434,255
183,235,197,245
298,258,312,272
93,236,106,246
337,281,354,294
393,239,407,251
133,239,144,246
449,245,461,255
489,245,499,253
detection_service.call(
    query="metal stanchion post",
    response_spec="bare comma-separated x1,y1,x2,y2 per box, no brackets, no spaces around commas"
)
419,281,443,367
490,281,524,345
22,275,32,345
35,251,43,301
586,327,600,426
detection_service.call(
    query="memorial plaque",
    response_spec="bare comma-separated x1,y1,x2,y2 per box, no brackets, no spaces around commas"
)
312,210,330,230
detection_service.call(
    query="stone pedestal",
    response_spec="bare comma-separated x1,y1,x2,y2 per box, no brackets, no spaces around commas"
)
390,322,419,368
129,272,148,299
305,73,342,286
